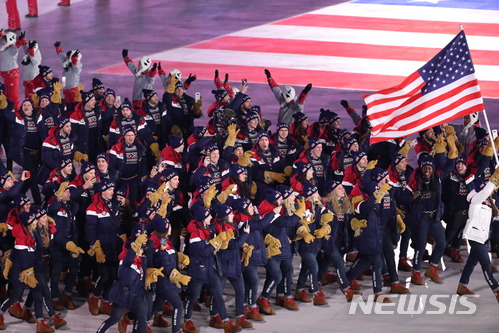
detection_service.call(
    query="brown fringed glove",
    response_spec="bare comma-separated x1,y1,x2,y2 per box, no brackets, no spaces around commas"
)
170,124,183,138
366,160,378,170
66,241,85,257
0,223,8,237
130,234,148,254
264,171,286,184
19,267,38,288
294,197,306,218
320,212,334,226
209,231,227,254
433,137,447,155
250,181,257,199
55,182,69,201
0,93,7,109
446,133,459,159
350,218,367,237
224,123,239,149
149,143,161,161
373,183,392,204
145,267,165,290
166,76,178,94
296,225,315,243
88,240,106,263
75,84,84,102
51,82,62,103
203,184,218,209
314,224,332,239
264,234,282,259
241,243,254,266
157,196,172,218
398,139,416,157
193,98,203,116
238,151,254,167
396,215,406,234
217,184,236,204
169,268,191,288
177,252,190,270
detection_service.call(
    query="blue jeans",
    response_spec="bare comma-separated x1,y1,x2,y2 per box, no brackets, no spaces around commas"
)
96,292,148,333
184,273,227,321
25,263,56,319
93,261,118,300
296,251,319,293
261,259,283,299
275,259,294,297
318,243,349,290
346,253,383,294
242,265,259,306
51,254,80,299
446,212,468,249
399,224,412,259
382,228,399,284
220,275,245,317
459,240,499,291
413,215,446,271
151,288,183,333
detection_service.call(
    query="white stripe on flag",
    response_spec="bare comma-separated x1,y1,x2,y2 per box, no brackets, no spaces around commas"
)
310,3,499,24
148,48,499,81
229,25,499,51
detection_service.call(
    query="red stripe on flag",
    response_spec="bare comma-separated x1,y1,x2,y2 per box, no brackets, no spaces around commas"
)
273,14,499,37
96,61,499,99
187,36,498,66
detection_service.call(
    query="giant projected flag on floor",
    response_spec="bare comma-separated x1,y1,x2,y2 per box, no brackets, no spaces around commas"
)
96,0,499,98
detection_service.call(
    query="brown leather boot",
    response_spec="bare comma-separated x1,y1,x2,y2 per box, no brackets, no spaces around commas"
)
411,271,425,285
457,284,475,296
118,311,131,333
425,265,442,283
283,297,299,310
36,319,55,333
294,290,311,303
99,300,112,315
349,279,361,291
182,319,199,333
451,249,464,263
257,296,275,315
61,293,76,310
275,296,285,307
209,314,224,329
374,294,392,303
245,307,263,321
313,292,328,306
52,299,64,311
236,315,253,329
390,283,410,294
162,301,173,315
87,295,100,315
223,320,242,333
8,302,23,319
0,314,5,330
52,313,67,329
398,258,413,272
153,313,171,327
22,307,36,323
343,288,362,302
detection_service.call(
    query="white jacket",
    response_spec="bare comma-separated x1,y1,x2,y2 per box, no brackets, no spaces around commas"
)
463,181,496,244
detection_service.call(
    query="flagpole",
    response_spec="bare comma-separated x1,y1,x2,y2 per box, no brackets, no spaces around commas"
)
481,109,499,166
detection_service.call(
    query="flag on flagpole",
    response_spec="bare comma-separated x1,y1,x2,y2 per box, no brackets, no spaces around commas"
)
364,30,485,144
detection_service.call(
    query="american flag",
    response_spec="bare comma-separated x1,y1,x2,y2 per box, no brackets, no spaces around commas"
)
365,30,485,144
97,1,499,99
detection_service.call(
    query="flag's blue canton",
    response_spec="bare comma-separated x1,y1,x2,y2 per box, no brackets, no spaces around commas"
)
418,31,475,95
